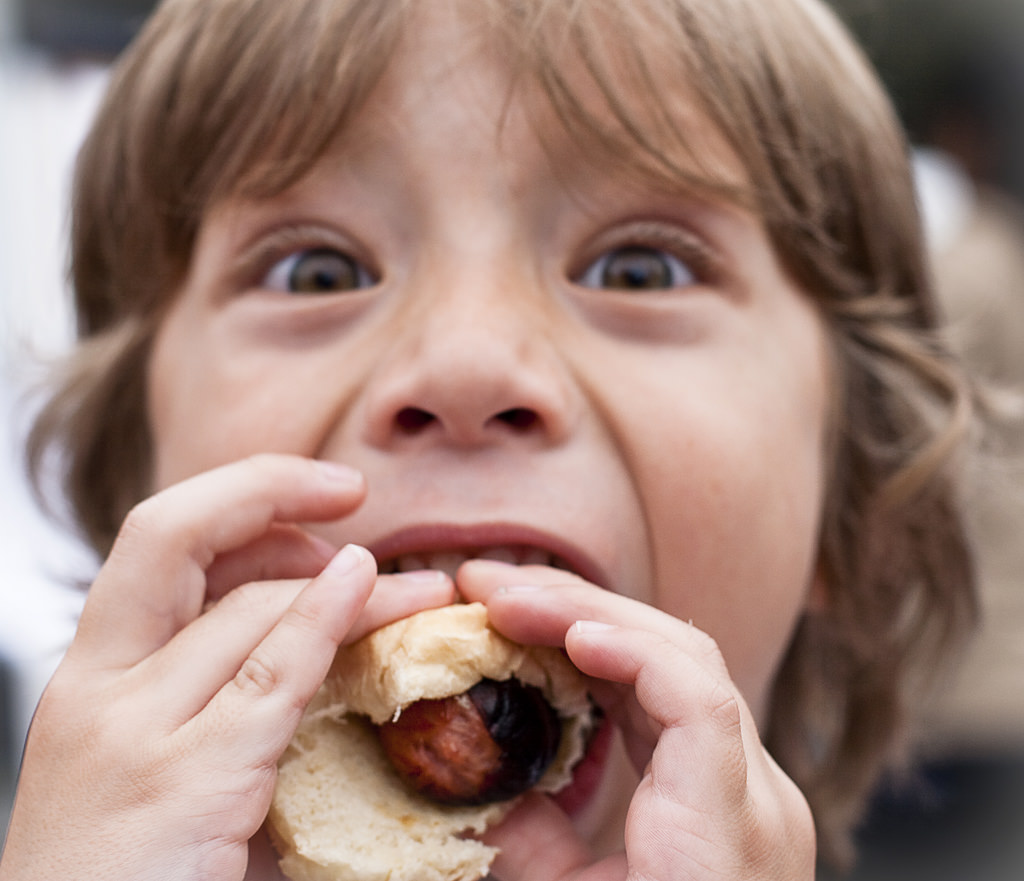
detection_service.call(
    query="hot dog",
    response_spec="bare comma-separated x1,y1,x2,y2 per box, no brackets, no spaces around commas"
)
377,676,562,805
268,603,595,881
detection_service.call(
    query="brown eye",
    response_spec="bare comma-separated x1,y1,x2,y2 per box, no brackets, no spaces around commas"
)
264,248,375,294
578,246,696,291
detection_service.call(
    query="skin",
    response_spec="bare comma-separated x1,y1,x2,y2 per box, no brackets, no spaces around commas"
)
2,3,824,879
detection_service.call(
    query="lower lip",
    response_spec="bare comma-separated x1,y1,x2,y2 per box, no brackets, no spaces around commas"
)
552,714,613,817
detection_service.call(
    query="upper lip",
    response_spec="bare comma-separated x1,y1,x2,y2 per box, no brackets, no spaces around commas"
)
367,522,610,589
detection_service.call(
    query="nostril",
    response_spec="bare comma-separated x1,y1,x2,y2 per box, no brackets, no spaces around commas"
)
494,407,540,432
392,405,541,439
395,406,437,434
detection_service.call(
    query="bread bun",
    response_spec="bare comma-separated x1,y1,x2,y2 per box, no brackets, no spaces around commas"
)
268,603,594,881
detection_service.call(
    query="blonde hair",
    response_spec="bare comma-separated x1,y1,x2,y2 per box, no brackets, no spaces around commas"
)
29,0,977,867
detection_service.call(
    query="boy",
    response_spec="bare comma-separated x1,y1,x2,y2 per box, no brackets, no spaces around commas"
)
1,0,977,878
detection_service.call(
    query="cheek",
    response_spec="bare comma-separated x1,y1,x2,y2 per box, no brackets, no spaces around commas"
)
649,429,825,719
637,359,830,715
147,317,346,489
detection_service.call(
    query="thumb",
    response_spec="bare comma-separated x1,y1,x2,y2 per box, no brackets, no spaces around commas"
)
484,794,624,881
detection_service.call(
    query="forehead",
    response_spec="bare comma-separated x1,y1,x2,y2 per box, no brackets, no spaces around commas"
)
237,0,752,209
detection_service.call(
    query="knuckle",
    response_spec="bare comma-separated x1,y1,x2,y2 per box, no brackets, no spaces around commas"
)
694,681,750,806
111,492,196,567
114,496,162,547
219,579,289,620
704,684,743,736
234,651,283,697
286,597,327,635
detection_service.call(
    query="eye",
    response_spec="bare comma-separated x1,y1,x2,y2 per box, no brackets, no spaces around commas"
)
577,245,697,291
263,248,376,294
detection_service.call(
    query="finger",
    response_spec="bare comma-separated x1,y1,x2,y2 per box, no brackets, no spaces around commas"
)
345,570,456,643
566,622,759,814
144,569,455,725
190,544,377,759
462,568,736,764
574,624,817,878
457,560,669,646
71,454,366,670
203,524,339,601
460,569,729,677
456,559,588,605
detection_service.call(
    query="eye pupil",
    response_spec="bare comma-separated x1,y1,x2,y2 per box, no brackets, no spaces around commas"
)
601,247,673,290
289,248,359,293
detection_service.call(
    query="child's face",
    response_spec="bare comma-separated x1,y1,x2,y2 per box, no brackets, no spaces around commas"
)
149,3,828,737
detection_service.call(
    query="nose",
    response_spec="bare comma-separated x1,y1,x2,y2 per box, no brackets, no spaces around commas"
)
358,285,579,451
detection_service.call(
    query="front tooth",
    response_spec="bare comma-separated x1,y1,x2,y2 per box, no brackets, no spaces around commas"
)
422,552,469,580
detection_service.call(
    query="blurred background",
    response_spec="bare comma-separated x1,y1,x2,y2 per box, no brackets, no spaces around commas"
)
1,0,1023,876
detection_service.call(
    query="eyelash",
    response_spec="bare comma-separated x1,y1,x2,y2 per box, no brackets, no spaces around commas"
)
236,221,720,296
573,223,721,292
236,225,379,295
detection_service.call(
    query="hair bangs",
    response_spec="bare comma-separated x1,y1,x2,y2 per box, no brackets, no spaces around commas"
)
156,0,407,205
490,0,757,209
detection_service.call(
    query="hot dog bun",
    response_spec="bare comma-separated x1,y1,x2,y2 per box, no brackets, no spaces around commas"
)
268,603,594,881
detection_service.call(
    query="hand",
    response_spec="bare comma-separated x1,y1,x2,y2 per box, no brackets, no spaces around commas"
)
457,561,816,881
0,454,454,881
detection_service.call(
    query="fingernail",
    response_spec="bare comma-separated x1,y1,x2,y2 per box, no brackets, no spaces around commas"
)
315,460,364,486
326,543,369,576
573,620,617,635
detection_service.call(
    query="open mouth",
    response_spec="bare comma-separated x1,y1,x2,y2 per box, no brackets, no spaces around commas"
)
369,523,610,591
376,545,581,581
